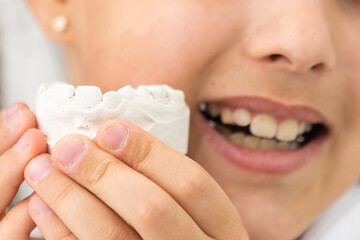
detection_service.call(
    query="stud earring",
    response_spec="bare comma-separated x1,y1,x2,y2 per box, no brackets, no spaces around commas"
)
52,15,68,32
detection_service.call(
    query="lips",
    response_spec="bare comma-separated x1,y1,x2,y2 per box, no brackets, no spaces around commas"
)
196,96,330,174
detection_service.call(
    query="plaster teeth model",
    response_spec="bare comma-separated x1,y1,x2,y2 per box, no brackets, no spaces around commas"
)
35,82,190,154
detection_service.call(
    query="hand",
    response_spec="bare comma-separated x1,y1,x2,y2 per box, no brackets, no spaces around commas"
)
25,120,249,240
0,103,47,239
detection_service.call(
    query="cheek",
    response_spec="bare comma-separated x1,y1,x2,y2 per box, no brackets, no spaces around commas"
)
76,0,237,93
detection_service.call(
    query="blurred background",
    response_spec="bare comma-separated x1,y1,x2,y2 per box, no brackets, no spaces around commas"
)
0,0,67,221
0,0,67,110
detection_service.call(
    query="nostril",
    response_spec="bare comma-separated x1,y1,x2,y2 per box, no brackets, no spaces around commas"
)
311,63,324,71
264,53,328,73
268,54,292,64
269,54,282,61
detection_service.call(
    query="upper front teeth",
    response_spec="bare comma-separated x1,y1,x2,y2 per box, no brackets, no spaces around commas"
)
250,114,277,139
276,119,299,142
233,109,251,126
206,103,312,142
220,108,234,124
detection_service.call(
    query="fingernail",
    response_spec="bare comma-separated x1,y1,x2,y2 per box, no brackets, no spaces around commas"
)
104,124,129,150
14,133,29,152
57,138,85,168
27,155,53,181
3,104,22,130
34,196,52,215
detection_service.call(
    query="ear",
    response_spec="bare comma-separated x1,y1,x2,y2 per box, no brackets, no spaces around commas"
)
26,0,73,45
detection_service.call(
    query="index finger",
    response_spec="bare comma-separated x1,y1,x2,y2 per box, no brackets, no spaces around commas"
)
96,120,246,239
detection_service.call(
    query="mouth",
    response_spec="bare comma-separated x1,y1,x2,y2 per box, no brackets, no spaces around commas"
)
196,97,330,174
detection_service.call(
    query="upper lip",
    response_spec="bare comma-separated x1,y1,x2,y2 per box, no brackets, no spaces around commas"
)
206,96,331,127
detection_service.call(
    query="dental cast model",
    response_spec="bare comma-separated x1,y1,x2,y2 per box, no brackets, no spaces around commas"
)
35,82,190,154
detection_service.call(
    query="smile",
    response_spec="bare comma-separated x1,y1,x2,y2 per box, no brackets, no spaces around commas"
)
196,96,330,174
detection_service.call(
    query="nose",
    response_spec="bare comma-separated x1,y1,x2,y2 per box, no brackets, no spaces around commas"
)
242,1,336,73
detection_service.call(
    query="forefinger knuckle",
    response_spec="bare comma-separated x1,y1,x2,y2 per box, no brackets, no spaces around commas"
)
128,137,161,170
178,167,210,199
53,181,76,206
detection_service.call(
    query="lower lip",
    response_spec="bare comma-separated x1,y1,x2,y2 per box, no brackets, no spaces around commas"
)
196,111,329,174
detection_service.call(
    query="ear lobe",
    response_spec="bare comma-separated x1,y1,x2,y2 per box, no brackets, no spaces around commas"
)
26,0,73,45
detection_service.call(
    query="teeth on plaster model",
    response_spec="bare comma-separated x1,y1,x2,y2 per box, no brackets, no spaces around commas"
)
103,91,123,110
136,86,152,102
36,82,190,154
117,85,136,100
73,86,103,110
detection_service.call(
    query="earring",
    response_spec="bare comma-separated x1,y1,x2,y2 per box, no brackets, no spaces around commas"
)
52,15,68,32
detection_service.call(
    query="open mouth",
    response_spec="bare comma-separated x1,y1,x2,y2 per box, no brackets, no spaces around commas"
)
199,103,327,151
196,97,330,174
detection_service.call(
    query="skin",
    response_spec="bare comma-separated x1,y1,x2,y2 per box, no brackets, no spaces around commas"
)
0,103,47,240
2,0,360,239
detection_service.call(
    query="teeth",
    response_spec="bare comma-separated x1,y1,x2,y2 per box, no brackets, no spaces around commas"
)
260,139,277,151
136,86,153,102
199,103,206,111
220,108,234,124
73,86,102,110
215,125,232,136
250,114,277,139
289,142,300,150
276,119,299,142
205,104,315,151
103,91,123,110
207,120,216,128
227,133,301,151
296,135,306,143
50,83,75,109
243,136,261,150
207,103,220,117
149,85,172,104
118,85,136,100
277,142,290,150
233,109,251,127
298,122,307,135
305,123,312,132
229,132,245,145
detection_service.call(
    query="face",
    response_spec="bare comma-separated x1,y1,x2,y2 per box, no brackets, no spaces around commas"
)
32,0,360,239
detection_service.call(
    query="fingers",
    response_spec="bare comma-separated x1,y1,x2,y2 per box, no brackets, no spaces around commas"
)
96,120,246,239
25,154,141,240
0,198,36,239
0,128,47,213
0,103,37,154
50,135,208,239
29,193,78,240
